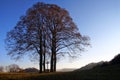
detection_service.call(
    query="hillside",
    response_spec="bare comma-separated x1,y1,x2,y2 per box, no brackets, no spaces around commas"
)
72,64,120,80
76,61,104,71
75,54,120,71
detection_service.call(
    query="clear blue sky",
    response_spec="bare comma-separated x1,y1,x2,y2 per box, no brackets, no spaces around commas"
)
0,0,120,69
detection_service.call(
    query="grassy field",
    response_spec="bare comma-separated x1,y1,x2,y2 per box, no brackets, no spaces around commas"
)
0,72,66,80
0,64,120,80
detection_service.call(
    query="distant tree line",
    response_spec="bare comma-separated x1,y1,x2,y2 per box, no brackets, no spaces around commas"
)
0,64,20,72
5,2,90,73
0,64,39,73
0,66,4,72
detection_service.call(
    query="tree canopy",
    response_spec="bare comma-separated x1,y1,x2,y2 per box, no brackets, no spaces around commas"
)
5,2,90,73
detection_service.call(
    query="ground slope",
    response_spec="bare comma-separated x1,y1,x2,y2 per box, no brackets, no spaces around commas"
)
0,64,120,80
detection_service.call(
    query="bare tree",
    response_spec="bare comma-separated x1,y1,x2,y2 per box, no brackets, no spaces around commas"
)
5,2,90,73
45,4,90,72
6,64,20,72
0,66,4,72
5,2,48,73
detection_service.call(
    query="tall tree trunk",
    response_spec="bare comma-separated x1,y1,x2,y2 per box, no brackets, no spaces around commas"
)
43,49,46,72
53,33,57,72
43,34,46,72
50,50,54,72
39,27,43,73
50,35,54,72
39,50,42,73
54,53,56,72
51,32,57,72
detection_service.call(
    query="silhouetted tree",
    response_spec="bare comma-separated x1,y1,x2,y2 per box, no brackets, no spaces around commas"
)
45,4,90,72
5,2,48,73
6,64,20,72
5,2,90,73
0,66,4,72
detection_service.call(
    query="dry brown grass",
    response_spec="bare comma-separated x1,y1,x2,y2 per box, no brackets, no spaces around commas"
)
0,72,65,80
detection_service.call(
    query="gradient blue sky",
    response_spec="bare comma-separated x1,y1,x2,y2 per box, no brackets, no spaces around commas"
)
0,0,120,69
